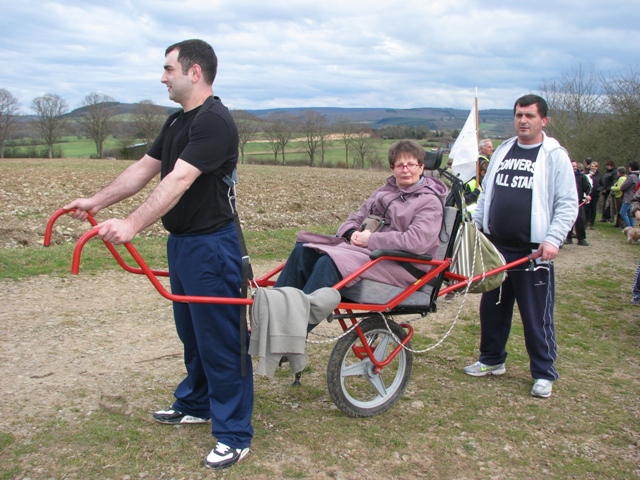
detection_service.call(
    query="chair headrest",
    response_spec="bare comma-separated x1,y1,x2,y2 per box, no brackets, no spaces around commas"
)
423,149,444,171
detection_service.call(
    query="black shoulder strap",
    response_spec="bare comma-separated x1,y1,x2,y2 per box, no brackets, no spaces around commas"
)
188,95,218,137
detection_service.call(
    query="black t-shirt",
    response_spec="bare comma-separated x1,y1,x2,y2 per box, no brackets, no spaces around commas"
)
488,142,541,247
147,97,239,234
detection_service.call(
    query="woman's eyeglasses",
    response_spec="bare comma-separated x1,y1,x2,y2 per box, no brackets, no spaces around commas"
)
392,163,422,171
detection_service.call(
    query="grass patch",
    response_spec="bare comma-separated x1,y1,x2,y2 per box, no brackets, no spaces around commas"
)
0,228,345,280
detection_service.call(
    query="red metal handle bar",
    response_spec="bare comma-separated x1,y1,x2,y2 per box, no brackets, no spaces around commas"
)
44,208,98,246
332,254,438,291
45,208,170,277
72,228,252,305
336,259,451,312
55,205,542,311
438,250,543,296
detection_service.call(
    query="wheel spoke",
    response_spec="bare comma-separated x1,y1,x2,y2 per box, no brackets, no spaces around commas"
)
340,358,371,377
366,370,388,397
372,333,392,362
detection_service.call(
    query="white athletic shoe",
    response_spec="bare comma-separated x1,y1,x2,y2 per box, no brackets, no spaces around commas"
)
152,408,209,425
531,379,553,398
205,442,250,469
463,361,506,377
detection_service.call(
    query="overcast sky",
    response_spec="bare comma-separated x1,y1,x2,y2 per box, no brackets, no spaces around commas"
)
1,0,638,114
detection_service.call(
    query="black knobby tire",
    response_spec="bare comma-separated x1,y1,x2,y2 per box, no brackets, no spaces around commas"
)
326,316,413,417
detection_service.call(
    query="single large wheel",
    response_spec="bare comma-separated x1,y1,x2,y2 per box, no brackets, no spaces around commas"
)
326,316,413,417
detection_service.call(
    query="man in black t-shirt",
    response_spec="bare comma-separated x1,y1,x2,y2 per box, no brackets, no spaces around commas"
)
64,39,253,470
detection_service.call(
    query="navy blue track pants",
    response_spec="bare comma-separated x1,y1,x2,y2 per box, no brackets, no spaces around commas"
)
167,223,253,449
274,242,343,294
478,250,558,381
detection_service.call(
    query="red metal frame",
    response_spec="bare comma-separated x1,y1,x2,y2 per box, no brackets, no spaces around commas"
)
44,208,540,375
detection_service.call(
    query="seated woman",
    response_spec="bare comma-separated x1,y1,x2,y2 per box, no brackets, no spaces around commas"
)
274,139,448,305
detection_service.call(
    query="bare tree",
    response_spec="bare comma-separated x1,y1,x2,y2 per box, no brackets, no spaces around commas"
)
334,117,357,167
263,113,295,165
300,110,329,167
77,92,119,158
540,64,605,160
350,127,379,169
232,110,260,163
131,99,165,147
31,93,68,158
601,67,640,163
0,89,20,158
318,126,330,167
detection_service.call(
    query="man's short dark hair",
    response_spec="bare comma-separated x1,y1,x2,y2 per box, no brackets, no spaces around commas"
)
629,160,640,171
514,94,548,118
165,39,217,85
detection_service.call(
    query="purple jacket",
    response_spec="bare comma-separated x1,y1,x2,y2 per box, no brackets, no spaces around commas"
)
297,175,447,288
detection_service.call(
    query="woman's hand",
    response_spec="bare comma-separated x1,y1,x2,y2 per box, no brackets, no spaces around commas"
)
350,229,371,248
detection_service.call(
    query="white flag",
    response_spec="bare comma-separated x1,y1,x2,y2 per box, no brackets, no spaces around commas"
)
450,101,478,184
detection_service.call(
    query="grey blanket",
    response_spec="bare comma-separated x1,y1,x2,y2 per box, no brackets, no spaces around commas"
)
248,287,341,377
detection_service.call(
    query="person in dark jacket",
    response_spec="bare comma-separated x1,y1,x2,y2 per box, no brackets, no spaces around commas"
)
630,190,640,306
584,161,602,229
619,160,640,227
599,160,618,223
566,162,592,246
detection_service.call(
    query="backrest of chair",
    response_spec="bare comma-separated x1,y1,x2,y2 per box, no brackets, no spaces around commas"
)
426,203,462,307
436,206,459,260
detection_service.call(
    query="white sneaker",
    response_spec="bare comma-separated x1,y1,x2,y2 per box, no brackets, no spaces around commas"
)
152,408,209,424
205,442,250,469
463,361,506,377
531,379,553,398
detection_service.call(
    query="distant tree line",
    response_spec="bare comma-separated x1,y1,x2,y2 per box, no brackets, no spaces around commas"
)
0,88,452,167
0,89,168,160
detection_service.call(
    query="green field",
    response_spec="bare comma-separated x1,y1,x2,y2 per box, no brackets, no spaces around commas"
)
7,132,450,165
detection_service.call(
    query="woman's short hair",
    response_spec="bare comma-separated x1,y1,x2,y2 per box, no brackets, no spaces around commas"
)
388,139,426,167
